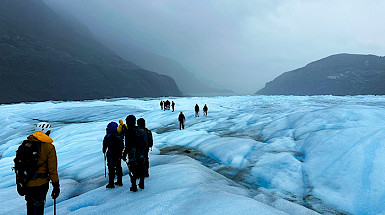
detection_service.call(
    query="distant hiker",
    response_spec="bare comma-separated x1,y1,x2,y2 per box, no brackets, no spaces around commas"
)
171,101,175,112
203,104,208,116
195,104,200,117
160,101,164,110
103,121,124,189
166,100,170,110
137,118,153,177
122,115,147,192
178,112,186,130
14,122,60,215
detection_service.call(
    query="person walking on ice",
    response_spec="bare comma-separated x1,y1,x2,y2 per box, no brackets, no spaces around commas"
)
14,122,60,215
203,104,208,116
178,112,186,130
172,101,175,112
137,118,153,177
195,104,199,117
103,121,124,188
122,115,147,192
160,101,164,110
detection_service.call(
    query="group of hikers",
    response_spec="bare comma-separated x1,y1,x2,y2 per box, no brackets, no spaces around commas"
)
177,103,209,130
103,115,153,192
13,100,210,215
194,104,208,117
13,115,153,215
160,100,175,112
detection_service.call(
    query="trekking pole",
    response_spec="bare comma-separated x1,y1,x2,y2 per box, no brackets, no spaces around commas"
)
104,152,106,178
54,199,56,215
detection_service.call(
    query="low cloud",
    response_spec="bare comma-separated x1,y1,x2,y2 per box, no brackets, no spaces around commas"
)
46,0,385,93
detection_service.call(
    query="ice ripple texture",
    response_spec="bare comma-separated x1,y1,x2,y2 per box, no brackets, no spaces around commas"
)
1,95,385,214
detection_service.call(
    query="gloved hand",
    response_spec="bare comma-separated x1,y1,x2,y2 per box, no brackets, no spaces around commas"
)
51,182,60,199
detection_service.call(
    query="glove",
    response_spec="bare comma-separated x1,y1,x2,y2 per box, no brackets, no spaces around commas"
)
51,182,60,199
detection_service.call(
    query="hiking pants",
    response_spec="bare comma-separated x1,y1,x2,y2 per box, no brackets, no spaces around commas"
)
179,121,184,130
129,162,146,187
108,163,123,184
145,150,150,176
25,182,49,215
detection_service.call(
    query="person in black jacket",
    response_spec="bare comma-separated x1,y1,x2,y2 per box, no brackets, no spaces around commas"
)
137,118,153,178
160,101,164,110
103,122,124,188
178,112,186,130
203,104,208,116
122,115,148,191
195,104,199,117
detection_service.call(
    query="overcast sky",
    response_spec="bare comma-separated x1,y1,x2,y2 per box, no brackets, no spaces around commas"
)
45,0,385,94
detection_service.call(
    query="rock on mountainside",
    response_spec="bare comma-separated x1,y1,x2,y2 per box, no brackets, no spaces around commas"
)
257,54,385,96
0,0,181,104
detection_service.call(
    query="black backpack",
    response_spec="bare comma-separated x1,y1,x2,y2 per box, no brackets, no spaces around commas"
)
13,140,41,196
136,128,149,150
128,128,148,163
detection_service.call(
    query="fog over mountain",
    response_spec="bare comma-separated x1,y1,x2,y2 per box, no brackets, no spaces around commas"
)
257,54,385,95
0,0,181,103
45,0,385,94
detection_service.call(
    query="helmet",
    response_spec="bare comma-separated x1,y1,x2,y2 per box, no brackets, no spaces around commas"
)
35,122,52,134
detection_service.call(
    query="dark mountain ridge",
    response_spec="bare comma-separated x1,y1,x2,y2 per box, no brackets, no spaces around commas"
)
44,0,231,96
99,39,233,95
0,0,181,103
257,54,385,96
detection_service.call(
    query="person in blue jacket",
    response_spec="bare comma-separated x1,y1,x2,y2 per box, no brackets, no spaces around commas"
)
103,122,124,189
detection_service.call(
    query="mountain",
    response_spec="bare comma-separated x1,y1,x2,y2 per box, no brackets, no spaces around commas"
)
43,0,231,96
97,39,233,95
257,54,385,95
0,0,181,104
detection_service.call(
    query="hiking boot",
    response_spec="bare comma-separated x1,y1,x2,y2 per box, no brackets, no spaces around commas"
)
130,186,137,192
139,183,144,189
114,181,123,186
139,178,144,189
116,167,123,186
106,184,115,189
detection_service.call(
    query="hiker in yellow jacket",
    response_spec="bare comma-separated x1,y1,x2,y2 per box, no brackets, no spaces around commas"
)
24,122,60,215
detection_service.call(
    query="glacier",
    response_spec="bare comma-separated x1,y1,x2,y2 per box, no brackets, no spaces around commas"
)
1,95,385,214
